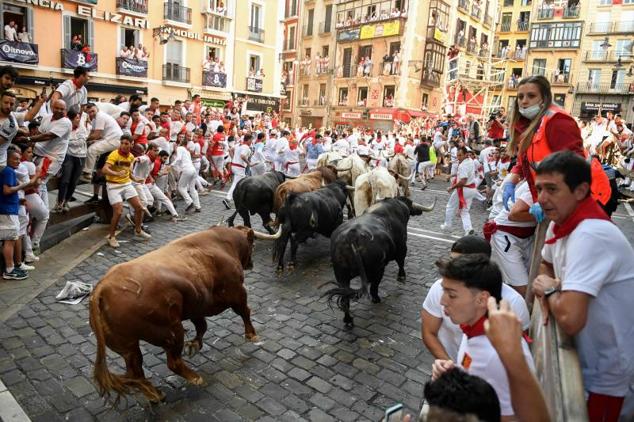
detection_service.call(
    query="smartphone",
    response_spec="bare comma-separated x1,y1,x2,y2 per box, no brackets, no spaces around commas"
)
384,403,404,422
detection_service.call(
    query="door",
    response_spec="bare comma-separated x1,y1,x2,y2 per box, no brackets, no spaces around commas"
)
343,48,352,77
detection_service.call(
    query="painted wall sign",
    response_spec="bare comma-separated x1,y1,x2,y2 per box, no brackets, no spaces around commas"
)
157,26,227,45
341,112,362,119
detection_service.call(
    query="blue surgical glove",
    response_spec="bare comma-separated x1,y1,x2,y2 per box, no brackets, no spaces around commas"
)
502,182,516,211
529,203,545,223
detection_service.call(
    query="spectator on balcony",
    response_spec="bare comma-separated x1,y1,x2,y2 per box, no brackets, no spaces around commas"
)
17,26,29,44
390,7,400,18
382,53,392,75
203,54,213,72
81,44,92,63
379,9,389,20
393,50,401,74
71,34,83,51
4,20,17,42
356,58,365,77
215,1,225,14
120,46,132,59
255,68,265,79
363,56,372,76
314,53,322,74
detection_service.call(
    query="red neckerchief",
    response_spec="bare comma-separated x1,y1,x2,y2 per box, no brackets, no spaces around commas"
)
117,148,130,158
72,78,82,89
460,315,487,339
545,196,611,245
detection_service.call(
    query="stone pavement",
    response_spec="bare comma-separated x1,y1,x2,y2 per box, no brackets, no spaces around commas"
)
0,179,632,422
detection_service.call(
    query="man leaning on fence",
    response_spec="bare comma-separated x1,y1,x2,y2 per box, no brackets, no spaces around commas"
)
532,151,634,422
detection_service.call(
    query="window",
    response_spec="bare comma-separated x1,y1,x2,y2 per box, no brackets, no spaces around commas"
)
422,41,446,87
520,0,531,5
306,9,314,36
529,22,582,49
389,42,401,56
357,87,368,106
359,45,372,59
205,46,222,62
166,39,183,65
1,3,33,42
588,69,601,89
507,96,516,112
287,26,296,50
501,13,512,31
120,28,140,52
594,12,610,32
249,54,261,73
250,3,262,28
611,69,625,89
338,87,348,105
342,47,352,77
553,94,565,107
318,83,326,105
599,0,611,4
504,0,513,6
305,48,311,58
325,5,333,33
63,15,94,50
322,45,329,58
532,58,546,75
427,0,450,38
590,40,605,59
616,39,633,58
286,0,297,17
383,85,395,107
422,93,429,108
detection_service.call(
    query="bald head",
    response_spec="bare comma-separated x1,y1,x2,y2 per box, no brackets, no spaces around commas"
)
51,99,67,119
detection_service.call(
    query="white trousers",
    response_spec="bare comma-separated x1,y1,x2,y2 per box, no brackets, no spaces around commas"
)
443,187,477,231
26,192,49,247
491,231,534,287
178,166,200,209
250,163,266,176
147,183,178,216
84,138,120,173
226,165,246,200
286,163,301,177
306,158,318,171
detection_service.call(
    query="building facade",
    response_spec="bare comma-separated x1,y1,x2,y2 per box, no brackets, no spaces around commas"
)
280,0,301,126
0,0,283,112
573,0,634,121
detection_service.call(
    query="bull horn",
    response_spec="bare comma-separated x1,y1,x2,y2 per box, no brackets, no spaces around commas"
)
252,225,283,240
396,173,409,180
336,164,353,172
216,215,226,226
346,185,355,192
412,197,437,212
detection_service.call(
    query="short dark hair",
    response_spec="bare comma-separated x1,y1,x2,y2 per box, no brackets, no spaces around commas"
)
257,132,265,140
192,94,200,100
119,111,131,118
1,91,16,99
457,146,469,155
73,67,88,78
0,65,18,80
451,235,491,257
120,134,133,142
243,134,253,142
130,107,140,115
151,97,159,103
66,109,79,121
158,150,169,158
424,368,501,422
435,254,502,301
129,94,142,103
217,125,224,133
85,102,96,110
535,150,591,194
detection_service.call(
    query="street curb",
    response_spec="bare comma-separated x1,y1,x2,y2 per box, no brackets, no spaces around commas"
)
0,379,30,421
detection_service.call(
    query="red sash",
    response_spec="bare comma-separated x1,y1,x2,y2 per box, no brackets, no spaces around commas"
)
457,183,476,209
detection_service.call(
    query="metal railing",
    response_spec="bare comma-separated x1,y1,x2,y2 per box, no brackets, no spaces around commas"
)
319,22,332,34
116,0,148,13
339,63,374,78
314,98,327,106
248,26,265,43
458,0,470,11
537,7,554,19
576,81,632,93
501,21,511,31
164,3,192,24
517,20,529,31
589,20,634,33
550,72,571,85
303,24,314,37
60,49,98,71
163,63,190,83
421,69,442,87
563,5,580,18
204,14,230,32
584,50,634,61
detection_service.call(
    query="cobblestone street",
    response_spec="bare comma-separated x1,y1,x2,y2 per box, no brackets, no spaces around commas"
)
0,180,632,422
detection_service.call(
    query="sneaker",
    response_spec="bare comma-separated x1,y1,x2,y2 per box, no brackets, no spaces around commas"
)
185,203,195,213
170,215,187,222
18,263,35,271
52,203,63,213
222,199,231,210
3,269,28,280
465,229,475,236
107,236,120,248
31,244,40,256
24,254,39,264
134,229,152,240
62,202,71,212
85,195,100,204
440,223,450,232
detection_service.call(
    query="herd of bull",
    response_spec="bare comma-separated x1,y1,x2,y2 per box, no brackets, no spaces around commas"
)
88,151,435,403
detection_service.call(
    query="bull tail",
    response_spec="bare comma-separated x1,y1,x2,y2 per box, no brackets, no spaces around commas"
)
325,243,370,310
90,287,159,403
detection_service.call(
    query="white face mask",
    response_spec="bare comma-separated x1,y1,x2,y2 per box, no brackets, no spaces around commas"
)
519,103,542,120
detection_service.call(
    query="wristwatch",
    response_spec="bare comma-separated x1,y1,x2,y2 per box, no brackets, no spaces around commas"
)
544,286,560,298
26,136,31,142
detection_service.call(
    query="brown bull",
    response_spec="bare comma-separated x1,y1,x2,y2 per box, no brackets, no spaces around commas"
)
89,226,258,403
273,168,336,212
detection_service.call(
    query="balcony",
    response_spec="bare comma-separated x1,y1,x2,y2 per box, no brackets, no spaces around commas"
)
303,24,314,37
479,47,491,57
0,40,38,65
458,0,470,12
537,7,554,20
246,76,263,92
202,70,227,88
248,27,265,43
299,98,310,106
319,22,332,35
314,98,327,107
338,63,374,78
163,63,190,83
455,34,466,47
61,48,97,71
467,40,478,54
589,21,634,34
563,5,580,18
201,3,232,18
484,14,493,27
550,72,571,85
501,21,511,31
204,13,231,33
116,0,147,14
116,57,147,77
471,4,481,20
584,50,634,62
576,82,633,94
517,20,529,31
421,69,442,87
164,3,192,24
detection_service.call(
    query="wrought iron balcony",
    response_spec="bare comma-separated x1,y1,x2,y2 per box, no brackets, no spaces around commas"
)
563,5,580,18
116,0,148,14
576,82,633,94
501,21,511,32
164,3,192,24
163,63,190,83
458,0,470,12
589,21,634,34
517,20,529,31
550,72,571,85
584,50,634,62
537,7,554,20
248,27,265,43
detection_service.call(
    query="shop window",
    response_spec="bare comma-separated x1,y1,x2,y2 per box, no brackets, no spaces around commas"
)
1,3,33,42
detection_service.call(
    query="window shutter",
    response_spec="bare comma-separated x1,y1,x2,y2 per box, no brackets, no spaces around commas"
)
27,9,34,41
88,20,95,50
63,15,71,49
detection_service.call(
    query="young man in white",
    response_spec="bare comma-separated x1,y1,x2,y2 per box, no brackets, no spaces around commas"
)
274,131,290,172
421,235,530,361
532,151,634,421
263,130,278,171
431,253,535,420
223,134,252,209
441,146,477,235
489,181,537,297
82,103,125,178
49,67,89,114
172,133,200,213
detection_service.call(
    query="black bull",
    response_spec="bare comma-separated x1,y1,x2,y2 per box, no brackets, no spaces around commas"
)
227,171,286,234
269,180,349,272
326,197,434,328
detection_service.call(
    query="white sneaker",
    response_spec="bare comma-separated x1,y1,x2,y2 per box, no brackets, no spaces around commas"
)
18,263,35,271
440,223,450,232
134,229,152,240
107,236,120,248
465,229,475,236
25,254,39,263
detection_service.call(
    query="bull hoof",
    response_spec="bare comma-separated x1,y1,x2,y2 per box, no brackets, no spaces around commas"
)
287,263,295,272
344,321,354,330
189,375,205,386
147,389,166,403
184,340,201,357
371,296,381,304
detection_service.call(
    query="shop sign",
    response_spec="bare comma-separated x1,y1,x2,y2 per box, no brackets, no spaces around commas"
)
203,71,227,88
369,112,392,120
202,99,226,108
245,95,279,113
157,27,227,45
359,20,400,40
0,40,38,64
341,112,362,119
337,28,360,42
116,57,147,77
581,102,621,113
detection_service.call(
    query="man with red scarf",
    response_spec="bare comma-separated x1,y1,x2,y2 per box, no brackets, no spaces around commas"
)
532,151,634,422
440,146,477,236
49,66,89,114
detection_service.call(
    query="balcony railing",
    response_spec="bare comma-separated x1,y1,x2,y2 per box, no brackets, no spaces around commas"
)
537,7,554,20
584,50,634,62
479,47,490,57
319,22,332,34
116,0,148,14
303,24,314,37
338,63,374,78
164,3,192,24
501,21,511,31
116,57,147,77
314,98,327,106
204,14,230,32
471,4,481,19
248,26,265,43
458,0,470,12
201,2,232,16
563,5,580,18
576,82,633,94
421,69,442,87
299,98,310,106
484,14,493,27
246,76,263,92
0,41,39,65
550,72,571,85
467,40,478,54
163,63,190,83
589,21,634,34
517,20,529,31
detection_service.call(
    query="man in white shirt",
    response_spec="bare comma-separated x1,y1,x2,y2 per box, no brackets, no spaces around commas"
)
431,253,535,419
532,151,634,421
0,91,39,168
223,134,252,209
263,130,278,171
441,146,477,235
151,127,171,155
479,140,497,202
49,67,89,114
82,103,126,178
332,134,351,156
275,131,290,172
4,21,17,42
172,133,200,213
169,109,184,142
422,235,530,361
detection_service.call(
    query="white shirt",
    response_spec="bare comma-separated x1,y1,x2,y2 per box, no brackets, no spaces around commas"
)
275,137,289,158
170,121,183,141
172,145,194,172
0,111,25,166
132,155,153,181
96,102,126,120
232,144,251,167
457,333,535,416
17,31,30,43
333,138,351,156
92,111,123,141
187,140,201,164
450,146,458,164
542,219,634,396
4,25,17,41
264,137,278,161
150,136,171,155
67,124,88,158
55,80,88,113
479,146,496,173
285,148,300,163
494,182,536,228
422,279,530,361
456,158,475,185
34,115,72,163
